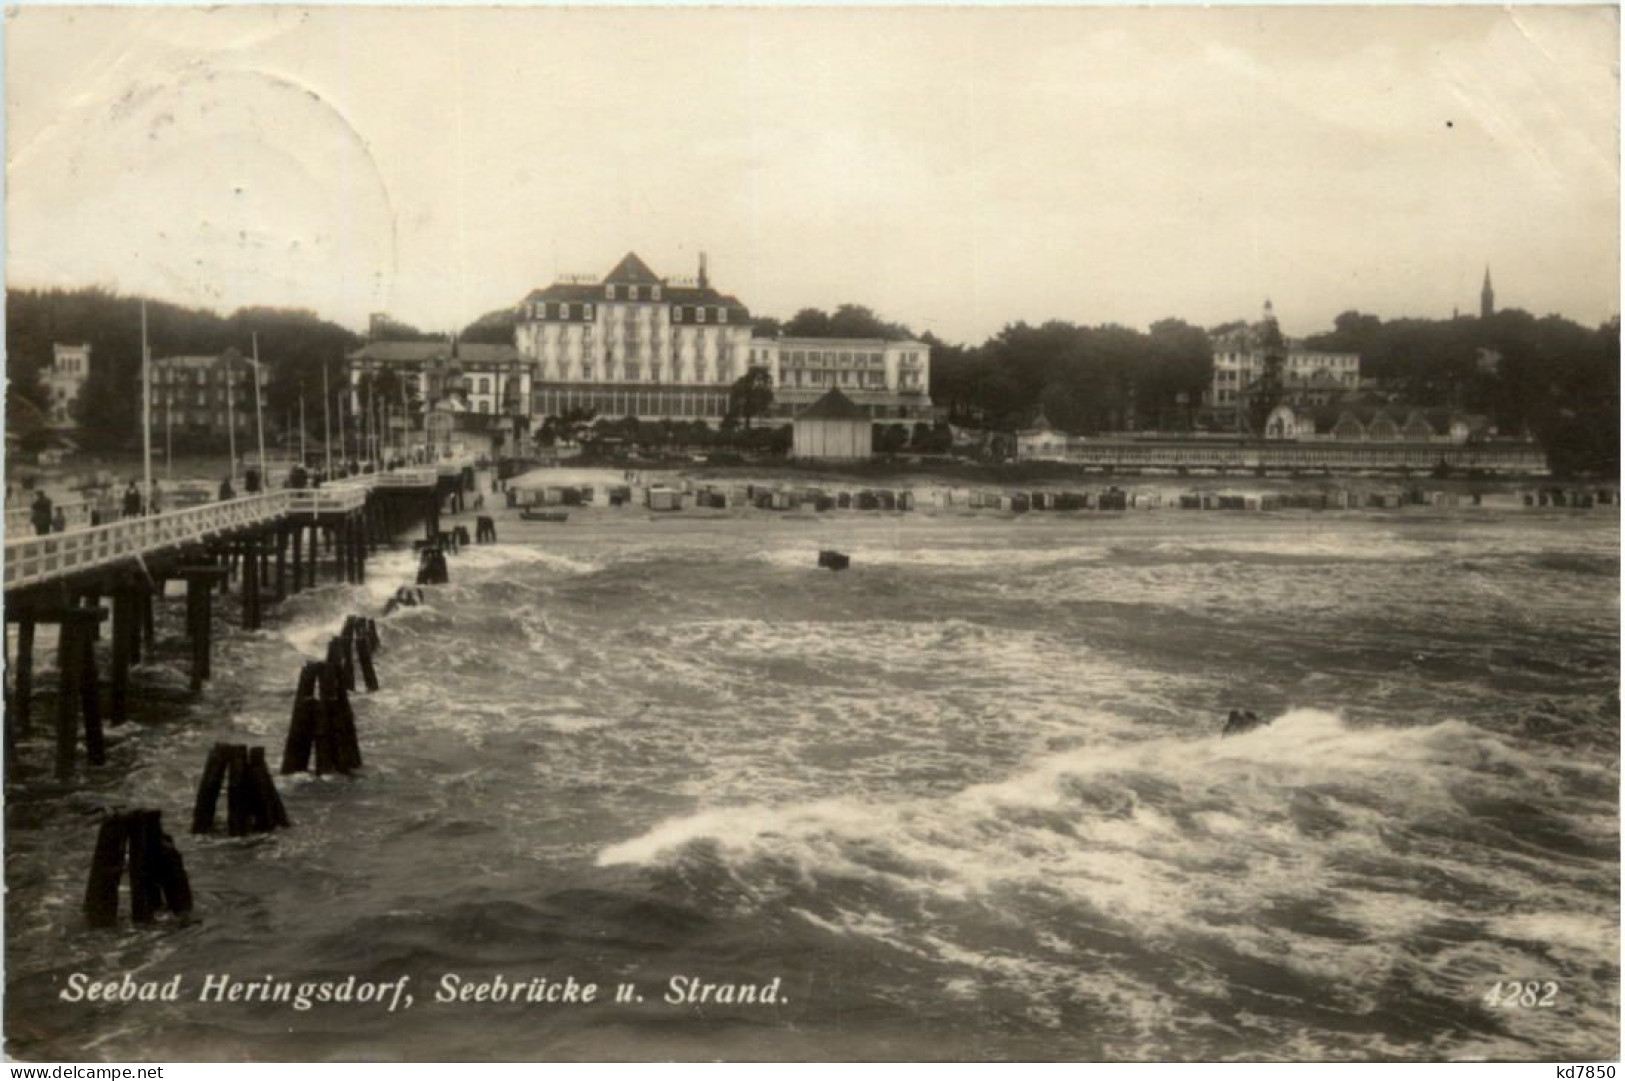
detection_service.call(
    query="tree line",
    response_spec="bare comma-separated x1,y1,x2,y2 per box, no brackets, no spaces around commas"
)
7,287,360,452
10,288,1619,476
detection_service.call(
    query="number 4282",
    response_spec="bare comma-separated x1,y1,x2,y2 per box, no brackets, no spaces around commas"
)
1485,981,1559,1008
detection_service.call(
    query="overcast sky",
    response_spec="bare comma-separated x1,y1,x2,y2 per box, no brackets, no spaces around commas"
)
6,5,1619,344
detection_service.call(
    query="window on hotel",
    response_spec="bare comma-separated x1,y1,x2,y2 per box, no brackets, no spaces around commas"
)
582,364,594,380
697,308,707,324
652,285,661,301
718,308,727,323
606,285,617,300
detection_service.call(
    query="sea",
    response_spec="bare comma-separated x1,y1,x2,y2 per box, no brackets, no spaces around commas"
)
4,500,1619,1061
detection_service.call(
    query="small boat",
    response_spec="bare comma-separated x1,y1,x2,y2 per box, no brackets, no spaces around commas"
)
520,508,570,523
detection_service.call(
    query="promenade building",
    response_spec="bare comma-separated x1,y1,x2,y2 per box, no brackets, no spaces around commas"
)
151,349,267,442
44,343,91,427
345,337,526,417
515,253,752,421
1206,302,1361,429
749,337,933,422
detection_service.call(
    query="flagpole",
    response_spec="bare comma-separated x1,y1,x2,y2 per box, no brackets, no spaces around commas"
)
322,362,333,477
165,388,172,480
226,352,238,488
299,384,307,467
252,332,267,486
141,301,153,515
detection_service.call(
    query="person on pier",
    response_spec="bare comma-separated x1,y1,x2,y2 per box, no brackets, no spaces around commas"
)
51,506,67,534
218,476,236,501
122,481,142,518
30,489,52,535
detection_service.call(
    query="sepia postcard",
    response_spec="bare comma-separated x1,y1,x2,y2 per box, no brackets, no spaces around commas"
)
1,3,1619,1065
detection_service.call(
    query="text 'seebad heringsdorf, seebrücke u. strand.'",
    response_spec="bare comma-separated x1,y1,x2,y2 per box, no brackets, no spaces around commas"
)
60,972,787,1012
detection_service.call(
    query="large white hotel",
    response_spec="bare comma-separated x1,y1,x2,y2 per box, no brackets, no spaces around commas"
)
518,252,932,423
350,252,933,426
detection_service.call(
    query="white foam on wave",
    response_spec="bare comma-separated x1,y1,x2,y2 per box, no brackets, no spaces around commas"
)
441,542,603,576
757,544,1108,571
597,709,1617,993
1142,531,1438,561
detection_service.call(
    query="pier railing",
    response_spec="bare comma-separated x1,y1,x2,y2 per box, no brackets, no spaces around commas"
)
286,486,369,516
4,493,291,590
372,469,439,489
6,498,101,536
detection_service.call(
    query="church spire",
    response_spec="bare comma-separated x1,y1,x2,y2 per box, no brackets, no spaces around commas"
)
1481,265,1495,319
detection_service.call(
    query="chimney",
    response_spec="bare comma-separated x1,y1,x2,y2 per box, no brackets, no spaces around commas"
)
698,252,709,290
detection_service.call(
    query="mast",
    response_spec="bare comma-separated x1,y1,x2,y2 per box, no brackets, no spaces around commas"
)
337,378,346,470
299,384,307,466
322,362,333,477
226,352,237,488
141,301,153,514
252,332,268,486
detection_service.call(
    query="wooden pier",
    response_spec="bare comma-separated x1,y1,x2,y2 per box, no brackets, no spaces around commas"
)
4,462,470,780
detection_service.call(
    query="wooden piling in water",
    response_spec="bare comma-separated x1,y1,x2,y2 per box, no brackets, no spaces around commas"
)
246,747,290,830
83,814,129,928
126,809,163,924
280,661,325,774
224,744,250,836
191,743,232,833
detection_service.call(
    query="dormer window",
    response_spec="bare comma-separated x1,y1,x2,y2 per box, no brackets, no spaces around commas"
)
606,285,617,300
628,286,640,301
697,307,707,324
718,308,728,324
652,285,662,301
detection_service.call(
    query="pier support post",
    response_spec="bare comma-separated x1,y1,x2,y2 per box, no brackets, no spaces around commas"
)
53,607,109,779
110,584,134,725
242,536,261,631
177,568,225,692
14,617,35,735
290,526,303,594
274,523,288,601
138,585,156,664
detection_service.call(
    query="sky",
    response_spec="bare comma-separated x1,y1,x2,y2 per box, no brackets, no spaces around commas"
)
5,5,1619,345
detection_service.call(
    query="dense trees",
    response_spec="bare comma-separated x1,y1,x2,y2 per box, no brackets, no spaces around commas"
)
7,287,360,452
778,305,914,341
459,306,521,345
10,286,1618,476
1305,308,1618,475
929,318,1214,433
725,367,774,429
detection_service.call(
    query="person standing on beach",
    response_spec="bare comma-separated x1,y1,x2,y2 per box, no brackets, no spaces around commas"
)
30,489,52,536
